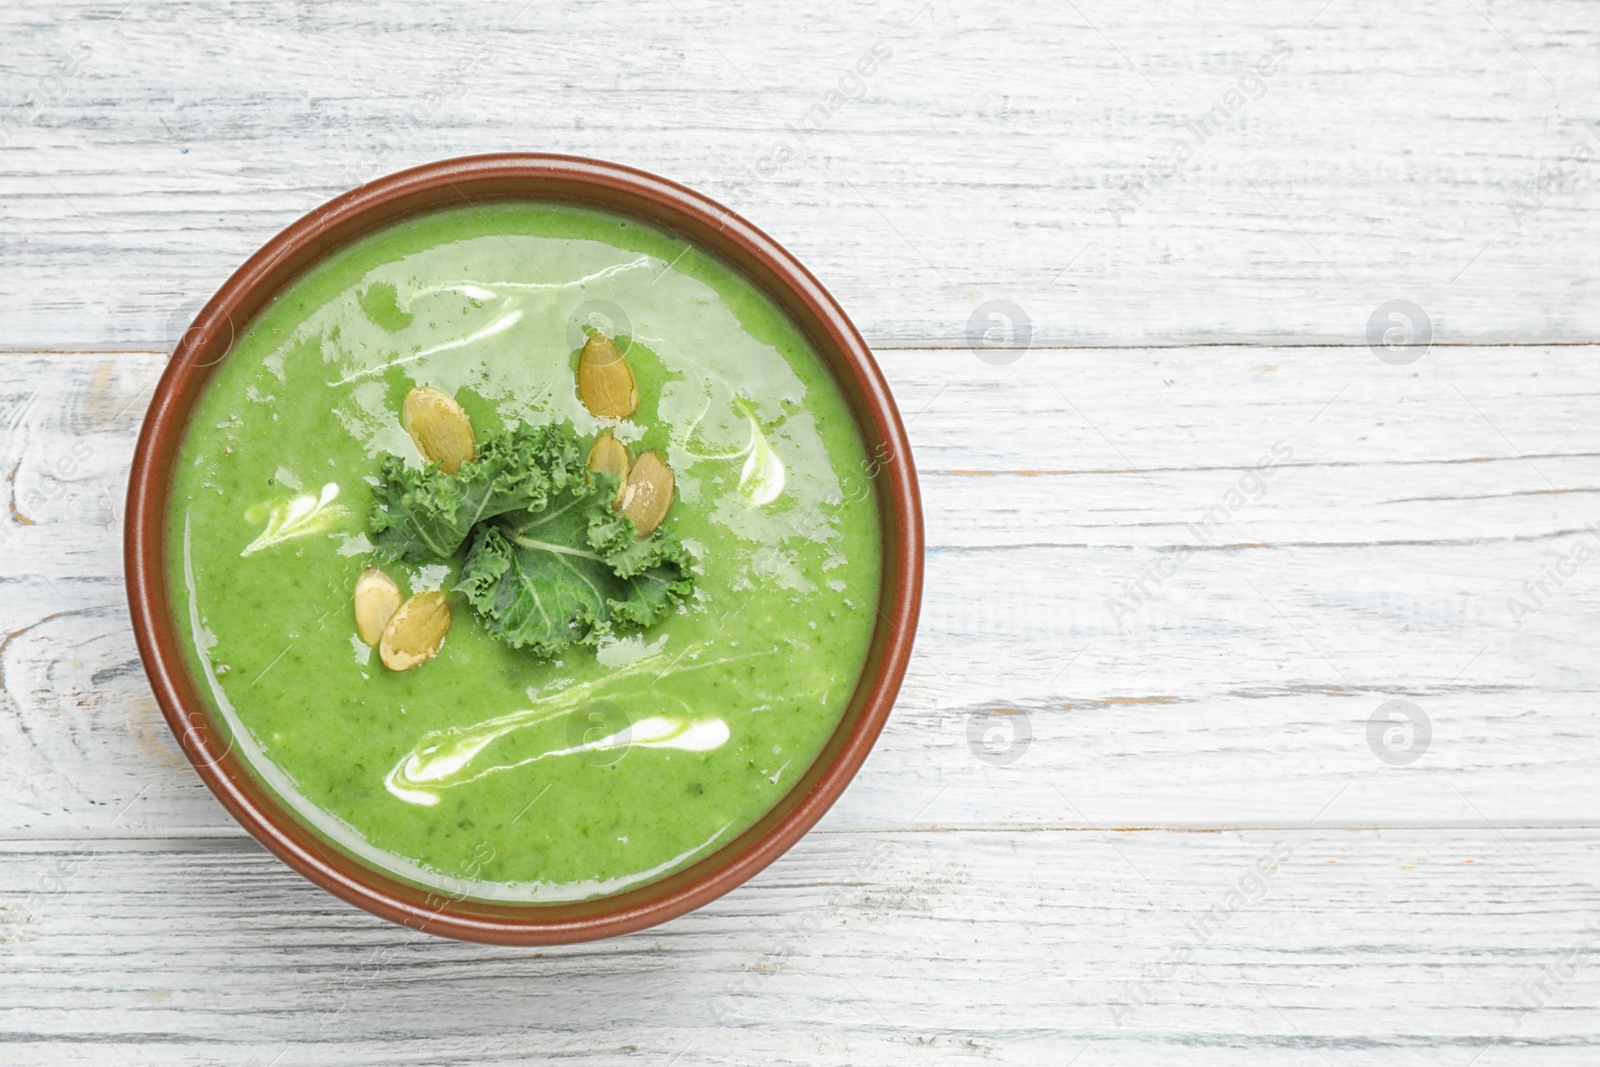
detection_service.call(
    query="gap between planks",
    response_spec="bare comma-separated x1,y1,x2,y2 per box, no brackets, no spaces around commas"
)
4,340,1600,357
9,820,1600,847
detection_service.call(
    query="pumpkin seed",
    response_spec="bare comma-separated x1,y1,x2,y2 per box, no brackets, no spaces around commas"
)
353,567,402,647
619,450,674,538
402,386,476,474
587,431,630,479
587,431,631,506
379,590,452,671
577,332,639,419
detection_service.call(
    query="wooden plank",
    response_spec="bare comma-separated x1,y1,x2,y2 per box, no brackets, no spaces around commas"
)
2,829,1597,1064
1,1,1598,348
4,347,1600,834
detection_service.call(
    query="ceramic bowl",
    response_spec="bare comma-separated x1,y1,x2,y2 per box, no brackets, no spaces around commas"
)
124,154,922,944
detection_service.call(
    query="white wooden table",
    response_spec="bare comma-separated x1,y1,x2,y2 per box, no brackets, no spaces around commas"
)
5,1,1600,1062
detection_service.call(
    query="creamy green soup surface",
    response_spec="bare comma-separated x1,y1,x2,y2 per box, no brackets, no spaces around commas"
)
168,202,881,902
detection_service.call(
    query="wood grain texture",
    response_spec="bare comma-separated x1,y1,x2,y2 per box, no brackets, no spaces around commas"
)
3,830,1598,1065
5,346,1600,837
5,1,1600,1059
1,1,1598,348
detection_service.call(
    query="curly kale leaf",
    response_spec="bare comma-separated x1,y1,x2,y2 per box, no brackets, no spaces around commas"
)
368,424,583,562
456,470,696,658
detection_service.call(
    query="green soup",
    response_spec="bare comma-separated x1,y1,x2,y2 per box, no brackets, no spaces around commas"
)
168,203,881,902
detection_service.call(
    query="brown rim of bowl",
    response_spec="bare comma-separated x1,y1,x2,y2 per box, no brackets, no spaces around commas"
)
124,153,923,944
